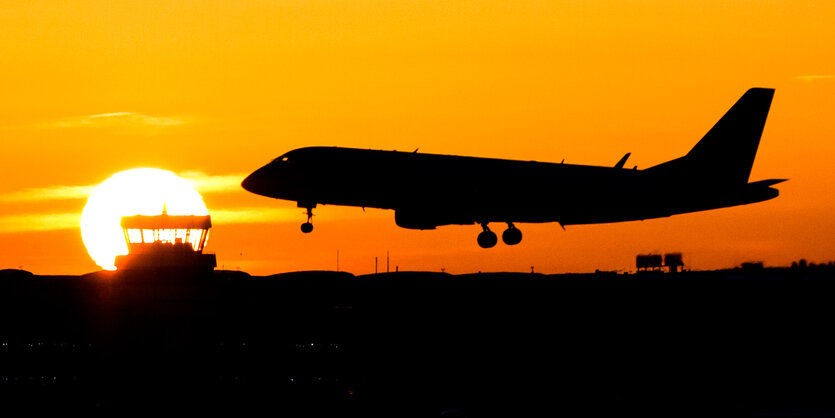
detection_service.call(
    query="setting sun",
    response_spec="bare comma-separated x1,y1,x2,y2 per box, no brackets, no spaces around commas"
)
80,168,209,270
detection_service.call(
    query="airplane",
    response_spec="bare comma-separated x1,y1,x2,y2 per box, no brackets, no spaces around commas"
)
242,88,785,248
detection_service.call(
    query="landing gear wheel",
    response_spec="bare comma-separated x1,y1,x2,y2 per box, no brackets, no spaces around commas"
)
477,223,498,249
502,226,522,245
477,231,497,248
300,205,315,233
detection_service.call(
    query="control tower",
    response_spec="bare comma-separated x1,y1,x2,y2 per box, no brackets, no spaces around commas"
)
114,207,216,271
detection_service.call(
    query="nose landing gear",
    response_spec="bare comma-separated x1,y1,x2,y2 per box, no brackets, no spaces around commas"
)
300,205,314,233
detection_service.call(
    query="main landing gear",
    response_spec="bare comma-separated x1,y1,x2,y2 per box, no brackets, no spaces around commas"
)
477,224,498,248
300,205,314,233
502,223,522,245
477,222,523,248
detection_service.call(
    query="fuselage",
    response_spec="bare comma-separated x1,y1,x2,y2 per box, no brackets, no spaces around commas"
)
241,146,778,229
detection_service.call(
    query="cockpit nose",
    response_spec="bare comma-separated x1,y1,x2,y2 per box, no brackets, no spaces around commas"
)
241,164,274,197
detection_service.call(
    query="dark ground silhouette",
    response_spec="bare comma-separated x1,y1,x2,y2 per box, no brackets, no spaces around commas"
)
2,265,835,416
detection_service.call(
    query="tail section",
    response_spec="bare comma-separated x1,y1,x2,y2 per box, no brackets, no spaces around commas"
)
649,88,775,185
686,88,774,183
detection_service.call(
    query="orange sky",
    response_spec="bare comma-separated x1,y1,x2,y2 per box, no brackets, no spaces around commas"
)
1,0,834,275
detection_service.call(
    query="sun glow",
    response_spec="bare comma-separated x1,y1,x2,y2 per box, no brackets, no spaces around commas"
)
80,168,209,270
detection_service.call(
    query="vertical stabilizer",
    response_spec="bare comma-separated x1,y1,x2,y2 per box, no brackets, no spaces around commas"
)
685,88,774,184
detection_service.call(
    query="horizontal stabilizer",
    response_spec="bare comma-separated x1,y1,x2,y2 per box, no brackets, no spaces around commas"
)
748,179,787,187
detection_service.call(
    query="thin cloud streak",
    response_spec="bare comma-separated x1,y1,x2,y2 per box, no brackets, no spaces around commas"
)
180,172,249,194
0,172,288,233
210,207,300,224
0,207,298,234
27,112,190,130
0,173,246,203
89,112,136,118
796,75,835,82
0,212,80,234
0,185,96,203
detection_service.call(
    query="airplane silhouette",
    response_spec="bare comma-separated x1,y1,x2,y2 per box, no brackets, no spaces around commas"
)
242,88,784,248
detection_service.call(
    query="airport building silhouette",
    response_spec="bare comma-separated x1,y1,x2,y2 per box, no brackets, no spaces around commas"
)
114,207,216,271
